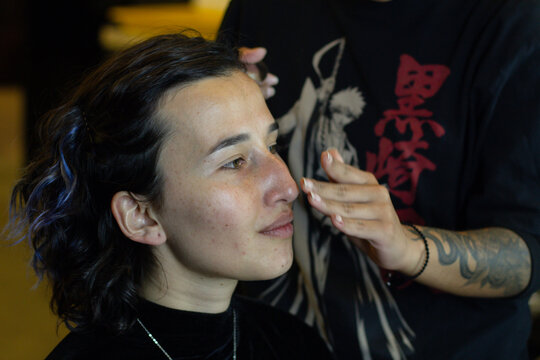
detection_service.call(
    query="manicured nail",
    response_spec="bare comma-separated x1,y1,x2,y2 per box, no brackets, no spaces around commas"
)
326,151,333,164
310,192,321,203
266,87,276,98
303,178,313,191
267,74,279,85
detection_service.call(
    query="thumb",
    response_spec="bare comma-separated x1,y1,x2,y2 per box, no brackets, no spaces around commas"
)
320,148,347,183
321,148,344,169
327,148,344,163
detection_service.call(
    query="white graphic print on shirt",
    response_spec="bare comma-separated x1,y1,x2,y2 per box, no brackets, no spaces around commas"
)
276,38,416,360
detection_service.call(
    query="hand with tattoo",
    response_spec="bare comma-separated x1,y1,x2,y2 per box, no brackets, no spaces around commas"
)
301,148,532,297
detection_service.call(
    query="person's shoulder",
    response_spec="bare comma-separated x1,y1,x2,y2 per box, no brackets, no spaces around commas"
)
490,0,540,37
45,327,146,360
469,0,540,81
500,0,540,16
227,0,314,10
45,330,105,360
235,295,334,358
222,0,323,24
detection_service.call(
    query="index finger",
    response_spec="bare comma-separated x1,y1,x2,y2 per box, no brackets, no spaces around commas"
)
301,178,386,203
321,149,379,185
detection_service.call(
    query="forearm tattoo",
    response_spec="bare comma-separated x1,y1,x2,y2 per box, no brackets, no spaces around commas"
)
421,227,531,295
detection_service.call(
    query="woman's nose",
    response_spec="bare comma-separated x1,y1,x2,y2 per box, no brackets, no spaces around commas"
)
261,154,299,207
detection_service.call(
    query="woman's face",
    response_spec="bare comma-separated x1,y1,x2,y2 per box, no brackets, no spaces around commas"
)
154,71,298,282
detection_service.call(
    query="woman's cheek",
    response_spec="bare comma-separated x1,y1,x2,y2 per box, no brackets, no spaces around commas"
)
203,187,253,229
196,188,258,257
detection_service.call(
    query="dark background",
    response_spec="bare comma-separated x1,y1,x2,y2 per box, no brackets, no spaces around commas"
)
1,0,539,358
0,0,189,161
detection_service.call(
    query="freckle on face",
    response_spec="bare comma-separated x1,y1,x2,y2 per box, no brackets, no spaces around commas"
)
153,72,295,281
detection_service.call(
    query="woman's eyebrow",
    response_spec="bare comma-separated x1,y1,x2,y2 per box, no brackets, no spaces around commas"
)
208,122,279,156
209,133,249,155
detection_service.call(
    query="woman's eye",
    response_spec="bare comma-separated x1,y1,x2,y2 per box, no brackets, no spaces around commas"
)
269,144,278,154
223,157,246,170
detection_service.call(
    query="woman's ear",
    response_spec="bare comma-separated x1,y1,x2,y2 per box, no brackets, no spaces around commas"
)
111,191,166,245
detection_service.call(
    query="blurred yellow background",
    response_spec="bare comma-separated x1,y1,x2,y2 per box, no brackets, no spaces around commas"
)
0,1,228,358
0,87,64,359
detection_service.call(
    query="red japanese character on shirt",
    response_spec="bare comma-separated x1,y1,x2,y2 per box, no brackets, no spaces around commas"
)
366,54,450,224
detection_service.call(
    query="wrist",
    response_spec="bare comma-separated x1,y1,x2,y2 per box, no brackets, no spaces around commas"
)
385,225,429,288
398,225,426,276
405,225,429,279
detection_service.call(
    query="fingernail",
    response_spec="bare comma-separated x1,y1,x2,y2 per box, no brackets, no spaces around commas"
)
326,151,333,164
303,178,313,191
267,74,279,85
335,214,343,225
310,192,321,203
255,47,267,55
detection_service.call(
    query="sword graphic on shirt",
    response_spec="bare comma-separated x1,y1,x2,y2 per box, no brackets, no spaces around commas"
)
266,38,449,360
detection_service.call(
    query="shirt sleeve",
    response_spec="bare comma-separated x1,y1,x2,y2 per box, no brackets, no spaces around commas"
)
465,43,540,298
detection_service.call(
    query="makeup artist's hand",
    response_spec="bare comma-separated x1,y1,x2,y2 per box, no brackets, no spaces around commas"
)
300,149,532,296
300,148,424,276
239,47,279,99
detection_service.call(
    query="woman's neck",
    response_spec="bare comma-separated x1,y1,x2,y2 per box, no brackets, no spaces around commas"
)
139,248,238,314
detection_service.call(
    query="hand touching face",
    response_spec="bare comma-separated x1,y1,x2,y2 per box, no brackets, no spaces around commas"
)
301,149,423,276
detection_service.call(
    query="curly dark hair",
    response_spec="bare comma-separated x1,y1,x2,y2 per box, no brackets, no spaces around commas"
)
8,32,244,334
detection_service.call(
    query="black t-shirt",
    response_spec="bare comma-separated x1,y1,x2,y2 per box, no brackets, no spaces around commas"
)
219,0,540,359
45,296,333,359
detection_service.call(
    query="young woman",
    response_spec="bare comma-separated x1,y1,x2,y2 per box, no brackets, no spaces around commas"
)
9,33,333,359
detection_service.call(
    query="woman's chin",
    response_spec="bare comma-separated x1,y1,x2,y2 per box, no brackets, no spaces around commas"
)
247,249,294,281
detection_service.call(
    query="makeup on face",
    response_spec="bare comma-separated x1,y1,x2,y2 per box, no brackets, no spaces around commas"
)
153,71,299,286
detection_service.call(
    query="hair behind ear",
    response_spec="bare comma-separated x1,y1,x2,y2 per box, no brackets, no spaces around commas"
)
8,31,244,335
10,104,91,267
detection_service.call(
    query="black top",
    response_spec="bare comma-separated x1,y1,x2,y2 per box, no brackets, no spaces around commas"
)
219,0,540,359
45,296,333,359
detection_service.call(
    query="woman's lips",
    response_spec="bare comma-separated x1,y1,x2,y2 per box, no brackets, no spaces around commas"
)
259,212,294,238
